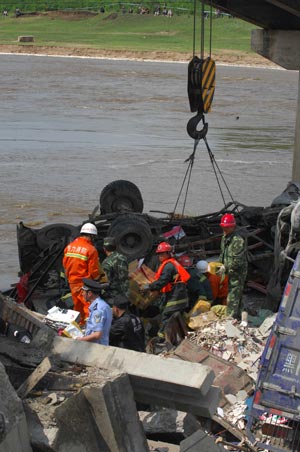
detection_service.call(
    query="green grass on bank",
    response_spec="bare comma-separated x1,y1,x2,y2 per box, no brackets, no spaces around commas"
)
0,12,257,54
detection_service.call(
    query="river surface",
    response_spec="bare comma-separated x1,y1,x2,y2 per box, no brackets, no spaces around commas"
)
0,54,298,286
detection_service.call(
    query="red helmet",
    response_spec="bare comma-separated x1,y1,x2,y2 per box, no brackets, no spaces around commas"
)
177,254,192,267
156,242,172,253
220,213,236,228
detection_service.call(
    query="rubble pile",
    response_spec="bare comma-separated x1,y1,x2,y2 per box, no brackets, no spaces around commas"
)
0,292,281,452
188,315,276,381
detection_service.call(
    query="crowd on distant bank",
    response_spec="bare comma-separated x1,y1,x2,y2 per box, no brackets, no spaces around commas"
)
99,4,174,16
3,5,173,17
2,7,22,17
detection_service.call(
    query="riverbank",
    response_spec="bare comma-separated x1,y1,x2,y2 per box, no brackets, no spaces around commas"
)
0,11,280,67
0,44,278,67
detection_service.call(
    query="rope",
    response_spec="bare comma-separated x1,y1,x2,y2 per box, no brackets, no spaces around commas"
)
174,0,234,216
200,0,205,59
192,0,197,56
172,131,235,217
171,138,200,218
209,0,213,56
203,135,235,205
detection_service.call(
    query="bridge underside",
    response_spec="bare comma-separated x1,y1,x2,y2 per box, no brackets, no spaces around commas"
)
210,0,300,180
210,0,300,30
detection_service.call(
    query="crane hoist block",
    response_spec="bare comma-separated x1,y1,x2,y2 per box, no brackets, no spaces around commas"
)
188,56,216,114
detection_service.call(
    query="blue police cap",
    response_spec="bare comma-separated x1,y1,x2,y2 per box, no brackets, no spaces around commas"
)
81,278,103,293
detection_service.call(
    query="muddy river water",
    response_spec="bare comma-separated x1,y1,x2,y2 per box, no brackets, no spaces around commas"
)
0,54,298,286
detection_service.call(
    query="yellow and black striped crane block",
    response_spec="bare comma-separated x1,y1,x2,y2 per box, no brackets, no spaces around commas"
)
187,56,216,114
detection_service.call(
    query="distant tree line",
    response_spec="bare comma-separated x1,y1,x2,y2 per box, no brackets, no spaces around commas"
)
0,0,198,14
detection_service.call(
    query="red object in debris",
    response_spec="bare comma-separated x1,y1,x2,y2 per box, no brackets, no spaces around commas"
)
16,272,30,304
177,254,193,268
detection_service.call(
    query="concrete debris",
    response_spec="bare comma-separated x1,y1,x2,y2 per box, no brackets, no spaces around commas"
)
0,362,32,452
51,336,220,417
148,439,180,452
258,313,276,337
0,295,277,451
139,409,202,439
180,429,226,451
173,314,275,439
24,367,149,452
188,316,273,381
139,409,187,434
220,400,248,428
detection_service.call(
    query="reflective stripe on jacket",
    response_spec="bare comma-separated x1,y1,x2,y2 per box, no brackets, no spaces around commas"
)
63,236,101,284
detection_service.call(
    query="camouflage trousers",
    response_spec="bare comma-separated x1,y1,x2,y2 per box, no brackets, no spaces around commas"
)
226,269,247,319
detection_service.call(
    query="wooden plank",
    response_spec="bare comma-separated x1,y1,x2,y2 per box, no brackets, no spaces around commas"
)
173,339,253,408
17,356,52,399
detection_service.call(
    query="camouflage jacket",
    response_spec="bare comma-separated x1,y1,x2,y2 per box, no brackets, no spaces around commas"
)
102,251,129,297
219,231,248,276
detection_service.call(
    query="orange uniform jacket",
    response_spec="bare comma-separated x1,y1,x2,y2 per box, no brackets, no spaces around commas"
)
63,236,101,284
207,272,228,304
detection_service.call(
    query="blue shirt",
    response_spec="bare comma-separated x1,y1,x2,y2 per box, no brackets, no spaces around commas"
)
85,297,112,345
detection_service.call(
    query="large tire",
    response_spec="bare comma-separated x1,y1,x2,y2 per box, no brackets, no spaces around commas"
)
100,180,144,214
37,223,79,249
107,214,153,260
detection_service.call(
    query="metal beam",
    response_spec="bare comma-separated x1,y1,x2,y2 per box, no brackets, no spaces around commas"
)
265,0,300,18
293,73,300,182
210,0,300,29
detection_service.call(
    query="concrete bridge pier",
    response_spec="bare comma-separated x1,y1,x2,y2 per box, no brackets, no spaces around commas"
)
251,30,300,182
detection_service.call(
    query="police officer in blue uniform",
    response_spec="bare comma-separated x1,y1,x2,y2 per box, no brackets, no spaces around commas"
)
77,278,112,345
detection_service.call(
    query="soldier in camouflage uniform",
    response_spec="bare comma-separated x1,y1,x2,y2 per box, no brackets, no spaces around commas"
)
219,213,248,320
102,237,129,304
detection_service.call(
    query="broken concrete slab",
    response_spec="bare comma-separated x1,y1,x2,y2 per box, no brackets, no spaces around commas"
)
0,362,32,452
139,408,203,436
51,337,219,417
140,409,187,435
180,429,226,452
25,369,149,452
0,294,55,347
51,337,215,395
133,378,220,418
148,439,180,452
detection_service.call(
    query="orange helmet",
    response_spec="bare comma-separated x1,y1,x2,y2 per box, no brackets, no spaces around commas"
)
156,242,172,253
220,213,236,228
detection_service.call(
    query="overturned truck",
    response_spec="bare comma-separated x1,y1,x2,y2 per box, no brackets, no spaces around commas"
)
11,180,300,313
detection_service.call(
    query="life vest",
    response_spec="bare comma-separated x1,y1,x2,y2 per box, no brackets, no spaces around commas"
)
155,258,190,293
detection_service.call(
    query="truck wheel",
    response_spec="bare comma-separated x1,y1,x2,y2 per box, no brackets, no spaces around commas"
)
100,180,144,214
107,215,153,260
37,224,79,249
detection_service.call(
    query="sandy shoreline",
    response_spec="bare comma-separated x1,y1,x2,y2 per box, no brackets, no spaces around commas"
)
0,44,280,68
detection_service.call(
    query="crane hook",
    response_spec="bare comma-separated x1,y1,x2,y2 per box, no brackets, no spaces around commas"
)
186,113,208,140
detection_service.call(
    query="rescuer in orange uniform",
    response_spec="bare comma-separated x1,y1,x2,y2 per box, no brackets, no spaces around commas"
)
142,242,190,340
198,260,228,305
63,223,104,324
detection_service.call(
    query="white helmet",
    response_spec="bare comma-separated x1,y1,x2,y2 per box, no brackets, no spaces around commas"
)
196,260,208,273
80,223,97,236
